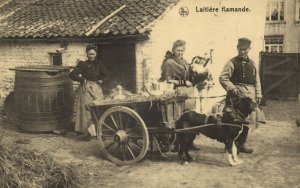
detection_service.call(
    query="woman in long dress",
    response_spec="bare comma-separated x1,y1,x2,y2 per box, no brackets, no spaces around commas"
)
70,44,110,140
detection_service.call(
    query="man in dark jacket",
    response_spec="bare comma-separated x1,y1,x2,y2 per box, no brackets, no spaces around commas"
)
219,38,262,153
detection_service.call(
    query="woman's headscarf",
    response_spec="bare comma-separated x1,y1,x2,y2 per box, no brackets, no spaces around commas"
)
172,40,186,53
86,44,98,53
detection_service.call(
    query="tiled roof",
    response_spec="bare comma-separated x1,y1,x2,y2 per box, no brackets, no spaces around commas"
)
0,0,180,39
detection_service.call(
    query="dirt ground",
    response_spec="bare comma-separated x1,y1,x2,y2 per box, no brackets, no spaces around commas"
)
0,100,299,188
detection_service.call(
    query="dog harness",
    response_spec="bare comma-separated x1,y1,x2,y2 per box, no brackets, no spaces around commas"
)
205,114,222,128
224,105,249,125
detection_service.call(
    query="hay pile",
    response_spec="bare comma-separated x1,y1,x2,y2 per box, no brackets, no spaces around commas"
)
0,144,80,188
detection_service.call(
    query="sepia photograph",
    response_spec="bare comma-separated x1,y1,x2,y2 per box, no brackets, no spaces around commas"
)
0,0,299,187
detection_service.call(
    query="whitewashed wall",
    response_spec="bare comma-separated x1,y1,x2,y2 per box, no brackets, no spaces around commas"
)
136,0,267,112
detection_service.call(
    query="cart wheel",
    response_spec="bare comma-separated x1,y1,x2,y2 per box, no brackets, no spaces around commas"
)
97,106,149,165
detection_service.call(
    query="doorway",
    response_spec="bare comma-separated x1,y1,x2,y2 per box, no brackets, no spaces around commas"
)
98,43,136,94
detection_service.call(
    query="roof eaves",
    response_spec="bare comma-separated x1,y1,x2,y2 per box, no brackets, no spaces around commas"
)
85,4,127,37
0,7,20,22
137,0,180,34
0,34,149,43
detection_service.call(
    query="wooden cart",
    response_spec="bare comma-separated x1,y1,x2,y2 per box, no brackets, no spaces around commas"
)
89,95,187,165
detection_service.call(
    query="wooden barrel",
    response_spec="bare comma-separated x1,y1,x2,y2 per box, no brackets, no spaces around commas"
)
13,66,74,132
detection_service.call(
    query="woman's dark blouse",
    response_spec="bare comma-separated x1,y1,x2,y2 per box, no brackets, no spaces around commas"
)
70,60,109,83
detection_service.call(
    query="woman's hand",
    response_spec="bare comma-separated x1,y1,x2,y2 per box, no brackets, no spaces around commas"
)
229,88,239,96
166,79,177,85
167,79,192,87
186,81,193,87
256,97,261,105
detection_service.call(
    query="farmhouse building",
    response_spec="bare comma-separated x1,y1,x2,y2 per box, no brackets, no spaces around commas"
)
0,0,267,109
0,0,184,105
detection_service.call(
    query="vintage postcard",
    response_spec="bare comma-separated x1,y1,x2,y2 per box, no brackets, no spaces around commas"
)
0,0,299,187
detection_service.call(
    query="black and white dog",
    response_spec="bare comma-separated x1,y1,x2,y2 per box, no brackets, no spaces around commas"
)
175,96,257,166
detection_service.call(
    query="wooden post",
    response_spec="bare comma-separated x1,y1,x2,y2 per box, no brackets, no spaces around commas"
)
298,53,300,94
85,5,127,37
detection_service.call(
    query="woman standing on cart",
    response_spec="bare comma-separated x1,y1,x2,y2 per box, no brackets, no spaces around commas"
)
70,44,110,140
160,39,199,150
160,40,196,110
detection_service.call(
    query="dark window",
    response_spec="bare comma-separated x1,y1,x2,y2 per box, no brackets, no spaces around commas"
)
49,53,62,65
264,36,284,53
266,1,284,21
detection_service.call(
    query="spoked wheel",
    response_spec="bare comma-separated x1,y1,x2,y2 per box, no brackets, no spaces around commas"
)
97,106,149,165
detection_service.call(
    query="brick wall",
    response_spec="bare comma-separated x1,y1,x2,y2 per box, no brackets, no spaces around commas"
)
0,41,88,106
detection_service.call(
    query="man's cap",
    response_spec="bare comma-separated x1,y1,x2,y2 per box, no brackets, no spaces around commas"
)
237,38,251,49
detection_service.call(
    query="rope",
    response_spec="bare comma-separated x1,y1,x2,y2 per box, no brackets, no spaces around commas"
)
156,133,178,155
153,137,168,157
175,123,241,133
170,133,177,148
188,95,226,99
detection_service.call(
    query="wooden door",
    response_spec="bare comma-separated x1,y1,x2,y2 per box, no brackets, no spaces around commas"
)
260,53,300,99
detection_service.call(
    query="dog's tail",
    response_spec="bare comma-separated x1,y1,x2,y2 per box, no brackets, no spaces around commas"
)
175,119,179,129
175,118,184,129
175,118,182,129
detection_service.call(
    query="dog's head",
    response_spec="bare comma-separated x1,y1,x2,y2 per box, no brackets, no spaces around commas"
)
231,96,257,117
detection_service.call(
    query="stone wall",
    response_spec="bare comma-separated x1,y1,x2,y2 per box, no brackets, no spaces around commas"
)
0,41,87,106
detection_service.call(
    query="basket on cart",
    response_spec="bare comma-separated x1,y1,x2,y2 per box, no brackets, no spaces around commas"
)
89,95,187,165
